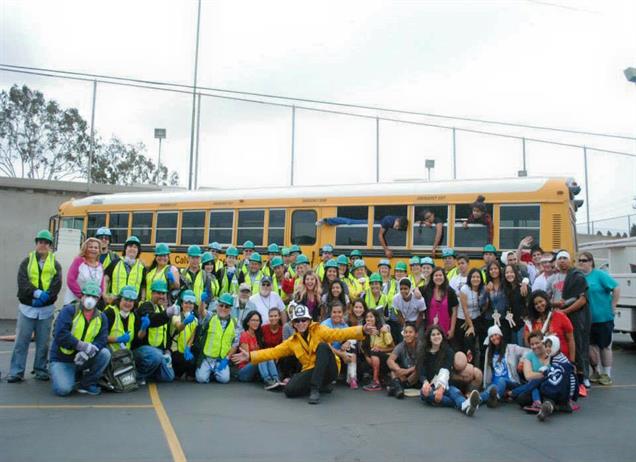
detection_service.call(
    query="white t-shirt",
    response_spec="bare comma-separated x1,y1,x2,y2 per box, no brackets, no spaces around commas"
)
532,273,549,292
449,274,468,295
392,293,426,322
458,285,481,320
248,292,285,325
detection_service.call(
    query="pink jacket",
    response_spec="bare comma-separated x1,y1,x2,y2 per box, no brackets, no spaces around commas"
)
66,256,105,299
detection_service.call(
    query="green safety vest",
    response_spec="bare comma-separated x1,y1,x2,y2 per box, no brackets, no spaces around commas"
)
145,266,169,301
203,315,236,359
446,267,459,281
27,251,56,291
59,305,102,355
409,274,427,291
244,270,264,294
219,267,240,295
213,259,224,273
148,304,167,349
383,278,398,301
181,268,206,304
176,316,198,353
102,251,118,271
111,259,145,295
315,262,326,282
105,305,135,351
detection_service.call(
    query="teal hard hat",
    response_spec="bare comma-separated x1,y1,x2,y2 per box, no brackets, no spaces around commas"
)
270,256,284,268
187,245,202,257
119,285,138,301
201,252,215,265
281,247,290,256
296,255,309,265
218,293,234,306
81,281,101,297
409,256,421,266
324,259,338,269
125,236,141,246
150,279,168,293
353,259,366,269
483,244,497,254
95,227,111,237
421,256,434,267
369,273,383,284
209,241,222,251
321,244,334,253
226,246,239,257
181,289,196,304
155,243,171,256
441,248,456,258
289,244,301,254
336,254,349,266
243,240,255,250
249,252,262,263
395,261,408,272
378,258,391,267
267,243,280,254
35,229,53,244
350,250,362,257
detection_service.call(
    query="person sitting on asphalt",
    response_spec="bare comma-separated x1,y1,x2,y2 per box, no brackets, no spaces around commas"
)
450,351,483,396
387,322,420,399
236,310,282,390
511,330,550,410
49,281,111,396
231,303,377,404
170,290,199,380
361,309,394,392
195,293,239,384
417,325,481,417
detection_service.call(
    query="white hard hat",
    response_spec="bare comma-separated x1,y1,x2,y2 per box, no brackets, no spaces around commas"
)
290,304,311,321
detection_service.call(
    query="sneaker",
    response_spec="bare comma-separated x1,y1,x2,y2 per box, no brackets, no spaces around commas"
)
264,379,281,391
7,375,23,383
578,384,588,397
394,382,405,399
363,381,382,392
583,378,591,388
387,379,397,396
467,389,480,416
537,400,554,422
78,384,101,396
589,371,601,383
308,388,321,404
349,378,359,390
486,387,499,409
598,373,613,386
281,377,290,386
34,372,50,381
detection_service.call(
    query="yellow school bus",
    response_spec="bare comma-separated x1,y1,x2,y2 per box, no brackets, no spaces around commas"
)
54,176,582,269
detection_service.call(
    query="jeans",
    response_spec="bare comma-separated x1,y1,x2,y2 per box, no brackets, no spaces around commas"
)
323,217,367,226
195,357,231,384
284,343,338,397
511,378,542,403
133,346,175,382
480,377,520,402
421,385,466,410
50,348,111,396
10,311,53,377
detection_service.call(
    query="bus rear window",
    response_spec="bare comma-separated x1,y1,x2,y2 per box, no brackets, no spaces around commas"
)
499,205,540,249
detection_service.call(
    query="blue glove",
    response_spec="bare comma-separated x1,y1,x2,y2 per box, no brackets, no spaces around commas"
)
39,291,50,304
215,358,229,372
115,332,131,344
183,312,195,325
184,346,194,362
33,289,43,299
140,315,151,331
31,299,44,308
166,270,175,285
200,291,210,304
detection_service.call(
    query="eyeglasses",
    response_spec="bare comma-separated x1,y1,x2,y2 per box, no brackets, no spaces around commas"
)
261,283,271,287
578,259,591,263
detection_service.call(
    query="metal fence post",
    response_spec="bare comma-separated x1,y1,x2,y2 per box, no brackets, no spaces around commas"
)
452,128,457,179
194,92,202,189
583,146,591,234
87,79,97,193
376,117,380,183
290,106,296,186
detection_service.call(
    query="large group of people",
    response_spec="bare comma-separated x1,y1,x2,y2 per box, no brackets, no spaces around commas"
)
6,222,620,421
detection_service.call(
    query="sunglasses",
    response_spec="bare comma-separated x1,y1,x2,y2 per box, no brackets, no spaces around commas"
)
292,318,309,324
261,283,271,287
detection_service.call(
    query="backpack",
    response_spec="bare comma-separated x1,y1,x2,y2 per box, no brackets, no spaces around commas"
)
191,314,212,366
101,348,138,393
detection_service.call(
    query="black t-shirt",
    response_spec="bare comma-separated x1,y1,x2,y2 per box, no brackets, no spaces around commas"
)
419,347,453,383
417,217,445,245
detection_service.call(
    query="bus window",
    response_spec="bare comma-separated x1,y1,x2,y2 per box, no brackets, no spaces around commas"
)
87,213,106,237
292,210,316,245
181,210,205,245
238,209,265,246
454,203,493,248
156,211,178,244
132,212,153,244
268,209,286,246
500,204,540,249
209,210,234,245
334,206,368,247
413,205,448,247
62,217,84,231
372,205,407,247
109,212,130,244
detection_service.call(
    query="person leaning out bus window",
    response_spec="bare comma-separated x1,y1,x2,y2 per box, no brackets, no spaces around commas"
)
463,195,493,244
416,209,445,258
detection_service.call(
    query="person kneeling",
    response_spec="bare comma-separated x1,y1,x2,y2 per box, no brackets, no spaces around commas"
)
232,303,377,404
49,282,111,396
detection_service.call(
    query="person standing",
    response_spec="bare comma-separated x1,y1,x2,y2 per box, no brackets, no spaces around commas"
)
64,237,104,305
104,235,146,305
95,227,120,272
8,230,63,383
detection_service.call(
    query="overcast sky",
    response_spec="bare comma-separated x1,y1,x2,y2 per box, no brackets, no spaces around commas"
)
1,0,635,232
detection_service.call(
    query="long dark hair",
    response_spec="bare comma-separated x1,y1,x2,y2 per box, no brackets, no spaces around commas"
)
424,267,449,297
485,261,502,284
361,309,384,355
486,331,507,368
466,268,484,293
502,264,522,300
242,310,265,348
326,279,348,307
471,195,487,213
148,254,171,272
528,290,553,322
416,325,451,378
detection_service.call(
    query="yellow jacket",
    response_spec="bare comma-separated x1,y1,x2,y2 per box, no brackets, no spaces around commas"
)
250,323,364,372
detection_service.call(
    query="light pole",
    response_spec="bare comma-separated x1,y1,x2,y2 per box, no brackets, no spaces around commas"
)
154,128,166,184
425,159,435,181
188,0,202,190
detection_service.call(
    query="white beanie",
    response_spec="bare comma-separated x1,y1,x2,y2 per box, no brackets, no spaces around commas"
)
483,324,503,345
544,335,561,356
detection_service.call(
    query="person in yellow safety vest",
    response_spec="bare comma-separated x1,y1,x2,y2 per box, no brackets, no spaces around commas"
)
366,271,403,343
314,244,334,282
208,241,226,273
104,285,139,352
281,246,291,268
144,243,179,301
348,260,369,300
262,243,280,277
377,259,398,302
95,227,120,272
218,246,241,295
231,303,378,404
180,245,211,306
170,290,199,380
9,230,63,383
49,281,111,396
321,259,346,296
104,235,146,305
442,248,459,281
134,279,178,384
269,256,291,303
408,256,427,294
290,254,310,289
195,293,239,384
364,273,392,312
394,261,408,283
349,249,363,264
239,252,265,293
201,252,221,303
238,240,256,275
421,257,435,284
287,245,302,278
481,244,499,281
336,254,355,286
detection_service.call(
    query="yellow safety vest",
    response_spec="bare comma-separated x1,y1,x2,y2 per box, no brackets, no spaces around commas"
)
27,251,56,291
244,270,264,294
288,265,296,279
105,305,135,351
59,306,103,355
148,304,167,349
409,275,427,291
383,279,398,301
446,267,459,281
203,315,236,359
347,277,368,300
315,262,326,282
102,251,118,271
214,259,224,273
111,260,145,295
145,266,169,301
176,317,198,353
219,267,240,295
181,268,205,304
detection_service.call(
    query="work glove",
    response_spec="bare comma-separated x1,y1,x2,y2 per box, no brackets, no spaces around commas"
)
31,299,44,308
166,304,180,317
33,289,43,299
140,315,151,331
183,312,196,326
85,343,99,358
74,351,89,366
215,358,229,372
39,291,50,304
200,291,210,304
115,332,131,344
184,346,194,362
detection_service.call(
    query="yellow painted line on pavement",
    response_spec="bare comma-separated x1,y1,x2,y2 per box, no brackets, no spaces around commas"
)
0,404,153,409
149,383,187,462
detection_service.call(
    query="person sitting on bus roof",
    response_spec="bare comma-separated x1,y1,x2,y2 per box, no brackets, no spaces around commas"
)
463,195,493,244
316,216,408,258
95,227,120,272
416,209,445,258
104,236,146,306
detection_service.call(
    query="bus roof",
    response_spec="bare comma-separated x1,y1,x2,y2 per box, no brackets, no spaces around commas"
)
68,176,562,208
